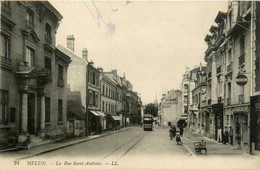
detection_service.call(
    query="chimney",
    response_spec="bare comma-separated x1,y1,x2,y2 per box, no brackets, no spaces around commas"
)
82,48,88,61
111,69,117,75
67,35,75,52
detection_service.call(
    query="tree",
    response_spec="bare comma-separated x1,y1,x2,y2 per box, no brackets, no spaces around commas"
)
144,103,158,117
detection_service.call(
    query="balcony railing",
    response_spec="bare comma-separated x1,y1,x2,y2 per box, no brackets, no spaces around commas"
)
238,94,244,104
239,53,245,66
217,66,222,75
227,63,232,73
227,98,231,106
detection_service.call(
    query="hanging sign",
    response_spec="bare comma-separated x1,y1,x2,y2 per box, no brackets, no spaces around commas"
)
235,74,248,86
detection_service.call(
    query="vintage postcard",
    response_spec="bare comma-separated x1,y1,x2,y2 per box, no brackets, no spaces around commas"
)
0,0,260,169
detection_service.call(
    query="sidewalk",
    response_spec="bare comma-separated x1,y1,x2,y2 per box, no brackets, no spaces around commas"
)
181,130,253,158
0,126,133,160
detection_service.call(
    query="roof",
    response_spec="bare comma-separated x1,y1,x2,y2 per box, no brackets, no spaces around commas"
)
56,45,87,65
215,11,227,24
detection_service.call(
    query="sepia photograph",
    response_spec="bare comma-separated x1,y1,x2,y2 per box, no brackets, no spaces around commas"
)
0,0,260,169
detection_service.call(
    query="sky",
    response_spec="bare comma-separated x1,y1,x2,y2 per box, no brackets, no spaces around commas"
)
50,1,227,104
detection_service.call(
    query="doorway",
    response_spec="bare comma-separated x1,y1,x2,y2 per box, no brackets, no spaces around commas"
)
28,93,36,134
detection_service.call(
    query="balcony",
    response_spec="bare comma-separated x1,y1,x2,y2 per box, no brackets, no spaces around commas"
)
1,56,12,70
207,72,211,81
227,63,232,73
227,98,231,106
202,100,207,106
239,53,245,66
217,66,222,76
207,99,211,105
238,94,244,104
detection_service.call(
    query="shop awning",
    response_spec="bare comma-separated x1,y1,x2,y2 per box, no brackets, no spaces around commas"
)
90,111,100,116
111,116,121,121
177,117,187,121
96,111,106,117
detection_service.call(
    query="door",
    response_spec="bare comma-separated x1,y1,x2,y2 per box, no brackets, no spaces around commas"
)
28,93,35,134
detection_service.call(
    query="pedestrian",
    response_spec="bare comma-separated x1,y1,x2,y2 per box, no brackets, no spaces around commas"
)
179,125,183,137
217,127,222,143
223,126,228,144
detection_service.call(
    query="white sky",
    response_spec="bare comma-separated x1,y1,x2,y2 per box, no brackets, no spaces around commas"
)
50,1,227,104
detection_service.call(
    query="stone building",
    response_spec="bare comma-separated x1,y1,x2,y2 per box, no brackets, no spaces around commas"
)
100,71,120,130
57,36,88,137
87,61,102,135
160,89,182,126
189,65,207,134
0,1,70,148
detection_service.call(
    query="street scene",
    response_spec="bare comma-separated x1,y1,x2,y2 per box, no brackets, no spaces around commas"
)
1,1,260,169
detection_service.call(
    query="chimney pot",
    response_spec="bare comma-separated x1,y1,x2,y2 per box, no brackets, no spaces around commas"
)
67,35,75,52
82,48,88,61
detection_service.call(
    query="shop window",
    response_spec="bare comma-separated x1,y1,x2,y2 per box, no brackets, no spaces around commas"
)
0,90,9,125
45,97,50,123
58,99,62,122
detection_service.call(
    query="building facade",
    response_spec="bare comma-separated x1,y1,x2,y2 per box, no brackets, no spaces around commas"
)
0,1,71,148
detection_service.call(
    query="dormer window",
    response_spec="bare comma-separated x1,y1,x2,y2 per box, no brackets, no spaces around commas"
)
26,7,34,24
45,23,51,39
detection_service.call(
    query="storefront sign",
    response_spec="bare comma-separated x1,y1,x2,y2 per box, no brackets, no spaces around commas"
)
233,106,248,113
235,74,248,86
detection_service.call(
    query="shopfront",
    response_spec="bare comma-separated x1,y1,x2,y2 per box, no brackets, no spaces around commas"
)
212,103,223,140
250,95,260,151
232,105,249,151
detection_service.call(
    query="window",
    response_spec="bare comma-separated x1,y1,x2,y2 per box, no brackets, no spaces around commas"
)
10,107,15,123
102,85,105,95
45,57,51,73
93,92,96,106
106,102,108,112
89,91,93,106
96,74,99,87
92,72,95,85
58,99,62,122
1,34,10,58
95,93,98,107
0,90,9,124
102,101,104,112
26,46,35,67
45,23,51,39
26,7,34,24
58,64,63,80
45,97,50,123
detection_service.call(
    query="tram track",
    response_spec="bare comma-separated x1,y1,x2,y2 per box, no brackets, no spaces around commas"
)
101,131,147,160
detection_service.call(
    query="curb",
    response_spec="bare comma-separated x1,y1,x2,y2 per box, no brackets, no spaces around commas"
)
15,127,133,160
182,137,196,157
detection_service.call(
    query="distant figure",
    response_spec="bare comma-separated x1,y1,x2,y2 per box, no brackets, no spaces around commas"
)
223,126,229,144
176,132,183,144
217,127,222,143
179,125,183,137
169,125,176,140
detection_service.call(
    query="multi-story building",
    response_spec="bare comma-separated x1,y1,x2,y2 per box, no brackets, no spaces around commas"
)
87,61,102,134
57,35,88,136
0,1,71,148
223,1,253,151
160,89,182,125
100,71,121,130
251,1,260,152
203,11,226,141
189,66,207,135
